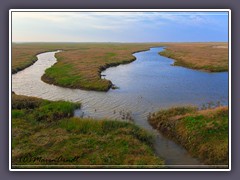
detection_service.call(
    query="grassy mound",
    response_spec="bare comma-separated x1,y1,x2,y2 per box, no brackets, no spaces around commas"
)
148,106,229,165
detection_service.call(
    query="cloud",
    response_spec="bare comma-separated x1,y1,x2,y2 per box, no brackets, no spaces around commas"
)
12,11,227,30
11,11,228,42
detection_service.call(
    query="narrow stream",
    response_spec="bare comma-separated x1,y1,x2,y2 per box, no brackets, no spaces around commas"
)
12,47,228,167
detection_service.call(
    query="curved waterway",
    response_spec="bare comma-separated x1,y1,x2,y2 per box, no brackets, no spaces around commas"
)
12,47,228,167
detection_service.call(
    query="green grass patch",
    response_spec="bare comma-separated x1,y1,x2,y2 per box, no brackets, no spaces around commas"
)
42,59,112,91
12,94,81,122
12,109,25,118
32,101,80,122
43,64,83,87
105,52,117,58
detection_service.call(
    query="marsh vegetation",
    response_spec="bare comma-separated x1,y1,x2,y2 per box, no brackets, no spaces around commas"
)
12,94,164,168
148,106,228,165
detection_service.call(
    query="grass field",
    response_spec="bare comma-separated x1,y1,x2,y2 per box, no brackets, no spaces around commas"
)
12,42,228,91
159,42,228,72
148,106,229,165
12,94,164,168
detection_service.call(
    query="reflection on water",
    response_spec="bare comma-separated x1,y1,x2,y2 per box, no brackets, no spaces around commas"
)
12,47,228,166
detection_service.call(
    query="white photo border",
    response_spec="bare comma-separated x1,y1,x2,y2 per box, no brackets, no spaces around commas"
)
9,9,231,171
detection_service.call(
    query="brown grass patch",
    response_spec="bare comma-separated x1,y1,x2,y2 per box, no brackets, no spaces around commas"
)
159,42,228,72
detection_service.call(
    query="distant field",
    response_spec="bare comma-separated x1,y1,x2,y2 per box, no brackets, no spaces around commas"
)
12,42,228,91
159,42,228,72
148,106,229,165
12,94,164,168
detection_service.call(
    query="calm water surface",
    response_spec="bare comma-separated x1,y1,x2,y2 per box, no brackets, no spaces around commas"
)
12,47,228,167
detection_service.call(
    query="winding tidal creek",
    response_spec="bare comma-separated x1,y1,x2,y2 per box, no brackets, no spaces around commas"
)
12,47,228,167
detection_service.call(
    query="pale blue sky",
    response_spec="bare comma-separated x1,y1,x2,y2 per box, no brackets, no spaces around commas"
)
12,11,229,42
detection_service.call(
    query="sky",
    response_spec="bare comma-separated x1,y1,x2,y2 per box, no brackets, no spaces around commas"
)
12,11,229,42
